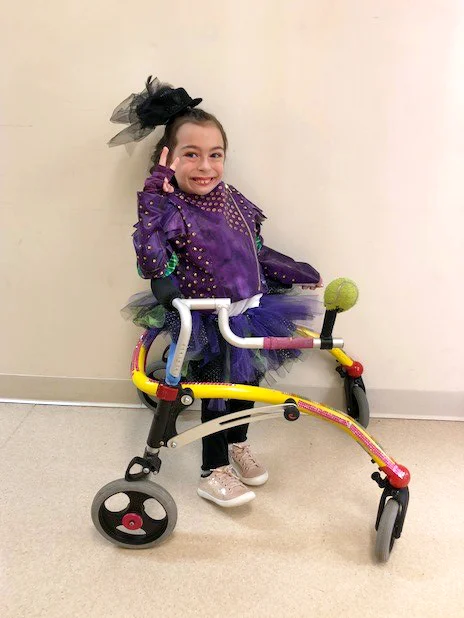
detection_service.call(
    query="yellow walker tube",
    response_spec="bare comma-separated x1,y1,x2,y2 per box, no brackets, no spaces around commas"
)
131,329,410,490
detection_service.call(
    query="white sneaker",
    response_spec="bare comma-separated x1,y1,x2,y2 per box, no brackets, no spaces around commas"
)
197,465,256,507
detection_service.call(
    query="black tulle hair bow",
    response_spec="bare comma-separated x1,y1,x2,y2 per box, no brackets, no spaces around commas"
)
108,76,202,147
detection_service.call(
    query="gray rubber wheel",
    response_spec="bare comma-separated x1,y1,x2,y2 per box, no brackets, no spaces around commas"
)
91,477,177,549
137,361,167,412
352,384,370,428
375,499,400,563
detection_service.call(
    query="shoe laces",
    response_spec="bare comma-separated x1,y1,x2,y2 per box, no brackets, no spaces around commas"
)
213,465,244,490
232,444,259,468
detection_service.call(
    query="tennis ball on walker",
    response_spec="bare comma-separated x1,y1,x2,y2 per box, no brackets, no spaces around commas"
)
324,278,359,312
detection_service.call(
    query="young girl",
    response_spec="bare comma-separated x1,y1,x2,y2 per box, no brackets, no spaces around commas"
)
109,76,323,508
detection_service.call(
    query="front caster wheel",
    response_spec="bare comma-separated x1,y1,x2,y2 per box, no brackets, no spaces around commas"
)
339,369,370,428
374,498,400,563
351,384,370,428
91,478,177,549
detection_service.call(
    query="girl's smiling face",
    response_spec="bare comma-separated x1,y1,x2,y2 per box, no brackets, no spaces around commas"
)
171,122,225,195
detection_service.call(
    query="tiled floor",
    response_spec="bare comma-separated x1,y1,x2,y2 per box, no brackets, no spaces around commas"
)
1,402,463,617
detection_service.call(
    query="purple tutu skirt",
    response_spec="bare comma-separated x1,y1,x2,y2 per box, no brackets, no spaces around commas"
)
122,290,322,389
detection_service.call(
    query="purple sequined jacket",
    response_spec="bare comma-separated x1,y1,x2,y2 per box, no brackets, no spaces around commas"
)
133,165,320,303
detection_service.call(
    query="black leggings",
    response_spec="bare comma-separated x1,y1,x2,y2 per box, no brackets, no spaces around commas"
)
201,389,257,471
188,351,259,471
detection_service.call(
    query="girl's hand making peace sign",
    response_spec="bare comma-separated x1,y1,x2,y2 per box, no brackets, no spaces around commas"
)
158,146,180,193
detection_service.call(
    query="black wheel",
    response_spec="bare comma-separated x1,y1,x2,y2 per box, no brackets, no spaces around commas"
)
91,478,177,549
352,384,370,428
375,499,400,563
137,361,167,412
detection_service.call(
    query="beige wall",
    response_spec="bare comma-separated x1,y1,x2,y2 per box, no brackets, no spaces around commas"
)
2,1,463,415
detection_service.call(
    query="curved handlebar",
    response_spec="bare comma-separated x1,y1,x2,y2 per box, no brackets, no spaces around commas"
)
166,298,344,382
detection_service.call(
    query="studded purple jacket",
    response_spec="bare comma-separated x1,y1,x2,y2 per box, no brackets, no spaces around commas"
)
133,165,320,303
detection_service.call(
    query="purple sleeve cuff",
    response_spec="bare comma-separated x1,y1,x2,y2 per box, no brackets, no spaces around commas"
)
143,165,176,193
259,245,320,285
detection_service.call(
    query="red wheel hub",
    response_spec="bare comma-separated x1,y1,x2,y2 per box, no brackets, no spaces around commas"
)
122,513,143,531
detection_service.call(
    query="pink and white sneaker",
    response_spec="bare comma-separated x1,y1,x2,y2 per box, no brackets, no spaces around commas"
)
229,442,269,486
197,465,256,507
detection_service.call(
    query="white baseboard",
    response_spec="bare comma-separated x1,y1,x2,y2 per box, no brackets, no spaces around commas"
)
1,399,462,422
1,374,462,421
